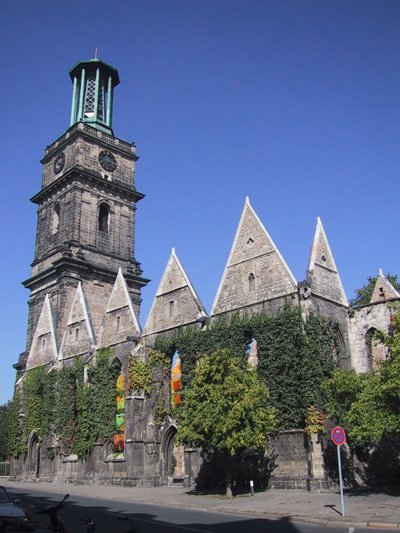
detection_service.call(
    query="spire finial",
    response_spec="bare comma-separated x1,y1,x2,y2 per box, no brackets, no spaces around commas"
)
94,47,99,60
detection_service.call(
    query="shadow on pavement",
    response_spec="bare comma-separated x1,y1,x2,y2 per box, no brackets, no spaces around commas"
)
6,487,304,533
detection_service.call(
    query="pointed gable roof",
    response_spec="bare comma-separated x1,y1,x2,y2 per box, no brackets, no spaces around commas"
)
59,282,95,359
26,295,58,369
370,269,400,304
100,269,141,347
143,248,208,336
211,197,297,316
307,217,348,306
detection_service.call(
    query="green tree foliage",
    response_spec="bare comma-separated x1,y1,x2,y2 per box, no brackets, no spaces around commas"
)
323,311,400,444
176,348,277,496
350,273,400,308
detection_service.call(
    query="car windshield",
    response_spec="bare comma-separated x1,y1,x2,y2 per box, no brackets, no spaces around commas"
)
0,487,11,504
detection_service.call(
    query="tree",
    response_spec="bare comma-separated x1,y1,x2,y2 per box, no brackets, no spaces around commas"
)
350,273,400,308
176,348,277,496
323,310,400,445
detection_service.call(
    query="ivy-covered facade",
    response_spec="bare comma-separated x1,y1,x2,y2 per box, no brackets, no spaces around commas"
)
10,57,400,489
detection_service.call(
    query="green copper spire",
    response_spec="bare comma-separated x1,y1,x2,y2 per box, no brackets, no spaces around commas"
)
69,57,120,135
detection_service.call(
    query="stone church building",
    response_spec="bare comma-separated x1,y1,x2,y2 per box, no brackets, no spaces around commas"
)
11,58,399,488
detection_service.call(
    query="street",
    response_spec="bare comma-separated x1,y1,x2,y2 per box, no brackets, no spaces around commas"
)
4,485,397,533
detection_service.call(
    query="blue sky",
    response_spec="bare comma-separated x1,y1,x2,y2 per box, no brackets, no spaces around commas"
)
1,0,399,403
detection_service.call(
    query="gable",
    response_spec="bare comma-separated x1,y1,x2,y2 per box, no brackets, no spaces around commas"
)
144,249,208,336
211,198,297,316
59,283,95,360
307,218,348,306
370,269,400,304
100,269,141,347
26,295,58,370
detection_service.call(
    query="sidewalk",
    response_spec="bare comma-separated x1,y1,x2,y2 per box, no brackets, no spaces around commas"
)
3,480,400,530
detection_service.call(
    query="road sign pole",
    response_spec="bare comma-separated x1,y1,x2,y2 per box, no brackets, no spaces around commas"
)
337,444,345,517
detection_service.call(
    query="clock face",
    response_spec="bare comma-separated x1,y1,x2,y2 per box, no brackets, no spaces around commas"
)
99,150,117,172
53,152,65,174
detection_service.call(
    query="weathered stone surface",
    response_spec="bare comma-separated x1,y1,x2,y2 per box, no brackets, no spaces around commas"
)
370,269,400,304
349,302,392,372
211,198,297,317
24,121,148,355
59,282,95,360
307,217,348,306
144,249,208,338
100,269,141,347
25,295,58,369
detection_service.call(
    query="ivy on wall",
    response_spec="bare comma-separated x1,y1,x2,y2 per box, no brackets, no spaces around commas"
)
54,365,77,454
127,349,171,428
7,389,23,457
8,348,121,459
8,307,339,459
155,305,338,430
128,358,153,395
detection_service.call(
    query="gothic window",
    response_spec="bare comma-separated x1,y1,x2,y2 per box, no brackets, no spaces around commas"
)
169,300,175,317
114,364,125,454
52,204,60,234
365,327,386,371
335,328,348,364
170,352,181,408
116,316,121,332
98,203,110,233
248,273,255,292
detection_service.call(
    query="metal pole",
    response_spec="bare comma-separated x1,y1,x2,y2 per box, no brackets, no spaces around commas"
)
337,444,345,517
70,76,78,127
250,479,254,496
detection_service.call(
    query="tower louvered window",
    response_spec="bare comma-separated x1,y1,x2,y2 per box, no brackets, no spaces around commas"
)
98,203,110,233
84,76,105,122
52,204,60,234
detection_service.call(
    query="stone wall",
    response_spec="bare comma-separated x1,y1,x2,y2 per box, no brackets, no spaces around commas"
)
268,430,310,489
349,302,392,372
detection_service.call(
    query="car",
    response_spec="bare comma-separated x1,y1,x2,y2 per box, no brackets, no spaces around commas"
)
0,485,32,530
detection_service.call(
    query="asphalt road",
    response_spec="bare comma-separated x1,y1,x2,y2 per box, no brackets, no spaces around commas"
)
4,486,397,533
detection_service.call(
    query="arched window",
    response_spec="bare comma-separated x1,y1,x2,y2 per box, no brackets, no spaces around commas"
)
365,327,386,371
98,203,110,233
52,203,60,234
113,360,125,454
248,273,255,292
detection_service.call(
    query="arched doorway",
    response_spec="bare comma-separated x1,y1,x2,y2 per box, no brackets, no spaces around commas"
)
27,432,40,478
162,426,184,482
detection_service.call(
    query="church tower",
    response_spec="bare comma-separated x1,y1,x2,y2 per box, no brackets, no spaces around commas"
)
21,57,148,364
